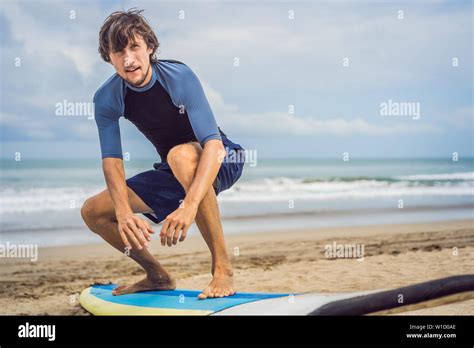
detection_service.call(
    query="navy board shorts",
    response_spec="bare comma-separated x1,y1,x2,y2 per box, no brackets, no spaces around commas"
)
126,133,245,224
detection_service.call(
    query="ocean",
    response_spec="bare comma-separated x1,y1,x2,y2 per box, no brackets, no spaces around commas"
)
1,158,473,247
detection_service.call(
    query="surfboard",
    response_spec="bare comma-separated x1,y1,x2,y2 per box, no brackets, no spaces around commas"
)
80,284,289,315
80,275,474,316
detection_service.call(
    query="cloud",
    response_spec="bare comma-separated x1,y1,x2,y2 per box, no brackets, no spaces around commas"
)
219,110,441,136
0,0,471,158
160,1,472,91
202,78,441,136
443,106,474,128
0,111,55,140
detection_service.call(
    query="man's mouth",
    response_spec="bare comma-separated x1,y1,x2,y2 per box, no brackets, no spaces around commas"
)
125,67,140,73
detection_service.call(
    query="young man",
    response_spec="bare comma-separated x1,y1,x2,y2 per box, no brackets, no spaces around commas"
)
81,9,245,299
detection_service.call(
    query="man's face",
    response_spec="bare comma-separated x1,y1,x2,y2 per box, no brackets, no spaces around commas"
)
109,34,153,87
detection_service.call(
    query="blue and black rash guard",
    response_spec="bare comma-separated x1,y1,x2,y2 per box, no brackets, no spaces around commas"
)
93,60,223,161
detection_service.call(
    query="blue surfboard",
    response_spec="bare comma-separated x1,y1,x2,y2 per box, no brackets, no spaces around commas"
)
80,284,289,315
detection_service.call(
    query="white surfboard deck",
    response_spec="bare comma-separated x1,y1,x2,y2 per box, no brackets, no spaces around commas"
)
212,290,380,315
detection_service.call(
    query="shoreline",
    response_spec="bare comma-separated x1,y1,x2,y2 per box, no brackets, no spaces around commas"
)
35,218,474,255
1,205,473,248
0,219,472,315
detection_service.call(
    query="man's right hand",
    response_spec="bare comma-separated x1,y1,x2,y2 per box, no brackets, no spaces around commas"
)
116,213,155,251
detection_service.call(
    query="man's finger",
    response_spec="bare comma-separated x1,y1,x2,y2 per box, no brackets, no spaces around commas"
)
137,225,151,242
137,221,152,241
140,220,154,236
124,225,143,250
160,219,170,246
134,227,150,247
129,220,148,247
160,233,166,246
119,231,132,251
172,223,183,245
166,227,174,246
166,219,179,247
145,221,155,234
179,225,189,242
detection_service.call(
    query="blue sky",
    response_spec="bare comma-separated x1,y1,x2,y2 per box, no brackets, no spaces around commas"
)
0,0,472,159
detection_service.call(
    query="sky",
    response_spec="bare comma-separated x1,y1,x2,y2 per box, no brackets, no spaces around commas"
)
0,0,472,159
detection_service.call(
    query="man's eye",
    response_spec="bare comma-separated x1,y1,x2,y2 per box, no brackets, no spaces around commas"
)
132,44,139,49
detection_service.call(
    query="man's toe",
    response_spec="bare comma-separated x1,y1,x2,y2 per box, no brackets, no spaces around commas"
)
198,287,212,300
113,285,125,293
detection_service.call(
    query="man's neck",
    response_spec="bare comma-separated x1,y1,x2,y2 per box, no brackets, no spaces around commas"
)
138,62,153,87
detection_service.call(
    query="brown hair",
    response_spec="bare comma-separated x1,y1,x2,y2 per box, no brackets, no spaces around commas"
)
98,8,159,63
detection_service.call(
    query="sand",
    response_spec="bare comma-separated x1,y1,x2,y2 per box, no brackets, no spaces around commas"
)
0,219,473,315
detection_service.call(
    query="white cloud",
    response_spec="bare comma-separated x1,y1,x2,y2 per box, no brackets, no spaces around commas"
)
0,111,55,140
0,0,470,156
444,106,474,128
220,111,441,136
202,79,441,136
161,2,472,91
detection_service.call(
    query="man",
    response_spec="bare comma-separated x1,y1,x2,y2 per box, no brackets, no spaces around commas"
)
81,9,245,300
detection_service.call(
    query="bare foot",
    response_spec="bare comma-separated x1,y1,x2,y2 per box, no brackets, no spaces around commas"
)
198,273,235,300
112,276,176,296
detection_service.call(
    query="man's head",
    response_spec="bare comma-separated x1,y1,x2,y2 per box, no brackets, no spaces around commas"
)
98,9,159,87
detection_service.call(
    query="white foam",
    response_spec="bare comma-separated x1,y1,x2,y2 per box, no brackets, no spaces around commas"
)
395,172,474,181
0,186,102,214
218,177,473,202
1,174,473,213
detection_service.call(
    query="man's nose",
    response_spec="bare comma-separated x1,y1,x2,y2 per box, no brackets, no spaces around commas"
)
124,53,135,67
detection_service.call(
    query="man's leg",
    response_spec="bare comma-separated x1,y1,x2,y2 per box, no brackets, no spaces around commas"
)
167,142,235,299
81,187,175,295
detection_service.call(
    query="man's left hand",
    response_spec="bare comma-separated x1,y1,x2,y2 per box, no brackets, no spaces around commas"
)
160,202,198,246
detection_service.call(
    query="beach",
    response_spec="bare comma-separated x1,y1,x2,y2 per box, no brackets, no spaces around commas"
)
1,218,472,315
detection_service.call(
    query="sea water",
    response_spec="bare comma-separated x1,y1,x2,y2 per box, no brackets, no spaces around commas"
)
0,158,473,246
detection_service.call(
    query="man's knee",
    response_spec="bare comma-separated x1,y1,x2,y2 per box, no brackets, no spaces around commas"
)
81,195,114,229
81,197,97,225
167,142,201,170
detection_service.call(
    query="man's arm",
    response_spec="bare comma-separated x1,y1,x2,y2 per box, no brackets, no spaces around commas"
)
102,158,133,216
177,63,224,206
94,84,153,251
159,63,225,246
185,139,224,207
159,139,224,247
